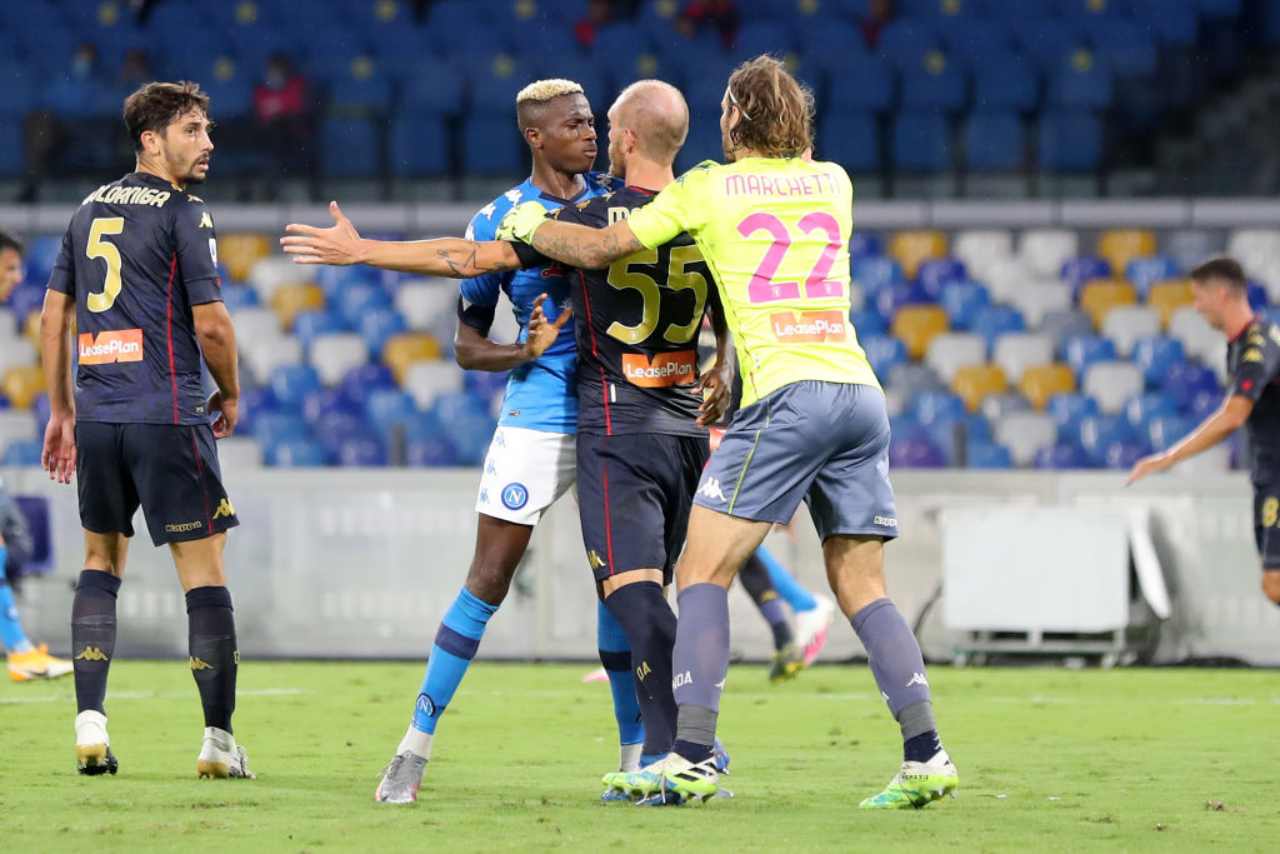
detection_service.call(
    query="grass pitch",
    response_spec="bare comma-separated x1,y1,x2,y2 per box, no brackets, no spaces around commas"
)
2,661,1277,852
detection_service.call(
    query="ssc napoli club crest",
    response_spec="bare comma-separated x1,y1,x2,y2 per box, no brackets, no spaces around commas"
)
416,693,435,718
501,482,529,510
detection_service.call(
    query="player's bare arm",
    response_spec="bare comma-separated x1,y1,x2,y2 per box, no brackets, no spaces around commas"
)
500,201,643,270
281,201,522,277
454,292,572,372
1126,395,1253,485
38,290,76,484
193,301,241,439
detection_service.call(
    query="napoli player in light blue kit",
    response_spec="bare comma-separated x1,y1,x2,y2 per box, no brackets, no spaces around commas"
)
284,79,636,804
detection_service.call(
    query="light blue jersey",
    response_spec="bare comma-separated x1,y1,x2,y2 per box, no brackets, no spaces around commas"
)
461,172,619,434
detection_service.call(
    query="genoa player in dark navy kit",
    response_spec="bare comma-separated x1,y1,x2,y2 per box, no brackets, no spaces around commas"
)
1128,257,1280,605
39,82,253,779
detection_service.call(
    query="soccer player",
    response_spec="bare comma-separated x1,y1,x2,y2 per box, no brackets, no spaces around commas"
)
0,229,24,301
39,82,252,779
284,79,642,805
1128,257,1280,605
497,55,958,808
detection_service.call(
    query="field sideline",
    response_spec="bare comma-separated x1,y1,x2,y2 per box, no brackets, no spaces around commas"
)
2,662,1277,852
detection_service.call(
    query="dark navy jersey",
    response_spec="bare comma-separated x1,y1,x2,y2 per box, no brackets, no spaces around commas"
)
47,172,222,425
1227,315,1280,483
515,187,719,437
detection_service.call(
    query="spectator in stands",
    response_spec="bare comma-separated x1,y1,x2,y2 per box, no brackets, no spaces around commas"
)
0,230,22,301
253,54,315,199
573,0,617,49
118,49,153,92
678,0,739,49
861,0,894,49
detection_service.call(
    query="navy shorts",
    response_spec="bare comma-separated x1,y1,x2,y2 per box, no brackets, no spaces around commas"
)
1253,484,1280,569
76,422,239,547
576,431,709,584
695,381,899,542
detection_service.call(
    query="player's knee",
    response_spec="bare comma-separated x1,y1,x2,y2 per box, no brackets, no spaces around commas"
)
1261,571,1280,605
464,562,515,605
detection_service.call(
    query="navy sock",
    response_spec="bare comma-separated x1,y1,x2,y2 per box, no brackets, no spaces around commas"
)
71,570,120,714
186,586,238,733
904,730,943,763
604,582,678,759
672,738,714,764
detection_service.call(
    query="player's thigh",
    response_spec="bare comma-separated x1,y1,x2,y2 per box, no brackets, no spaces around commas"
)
675,504,772,591
474,426,575,526
74,421,141,543
170,533,227,592
125,424,239,548
576,432,672,582
807,383,900,542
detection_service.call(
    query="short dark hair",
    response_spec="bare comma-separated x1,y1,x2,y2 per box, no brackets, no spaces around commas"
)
0,229,23,256
1190,256,1246,292
122,81,210,152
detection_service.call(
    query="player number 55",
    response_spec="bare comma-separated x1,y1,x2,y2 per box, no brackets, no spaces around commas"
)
86,216,126,313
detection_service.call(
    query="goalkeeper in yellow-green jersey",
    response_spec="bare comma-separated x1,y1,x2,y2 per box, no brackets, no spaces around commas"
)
499,55,958,809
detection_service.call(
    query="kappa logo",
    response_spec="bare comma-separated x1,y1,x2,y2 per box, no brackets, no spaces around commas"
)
189,657,213,672
212,498,235,520
906,672,929,689
164,520,203,533
78,329,143,365
587,549,606,570
697,477,727,503
621,351,696,388
199,211,214,229
75,646,109,662
672,671,694,690
478,488,490,505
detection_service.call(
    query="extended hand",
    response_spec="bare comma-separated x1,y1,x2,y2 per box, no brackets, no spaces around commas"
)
1126,452,1172,486
522,292,573,361
281,201,365,265
497,201,550,244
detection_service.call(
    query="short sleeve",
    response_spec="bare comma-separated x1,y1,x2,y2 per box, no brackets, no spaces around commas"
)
1231,325,1280,402
46,228,76,295
459,207,504,310
627,163,712,249
175,200,222,306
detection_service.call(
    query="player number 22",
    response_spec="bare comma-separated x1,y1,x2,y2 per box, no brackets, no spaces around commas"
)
605,244,708,345
86,216,126,313
738,211,845,304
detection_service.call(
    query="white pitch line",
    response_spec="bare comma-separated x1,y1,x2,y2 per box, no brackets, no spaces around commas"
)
0,687,307,706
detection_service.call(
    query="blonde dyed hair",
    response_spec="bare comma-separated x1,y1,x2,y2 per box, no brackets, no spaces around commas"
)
516,78,587,131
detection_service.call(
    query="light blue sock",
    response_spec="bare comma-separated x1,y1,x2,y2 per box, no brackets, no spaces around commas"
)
411,587,498,734
756,545,818,613
597,600,644,747
0,545,34,653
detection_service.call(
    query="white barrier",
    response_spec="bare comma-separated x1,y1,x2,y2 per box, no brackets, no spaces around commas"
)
3,466,1277,664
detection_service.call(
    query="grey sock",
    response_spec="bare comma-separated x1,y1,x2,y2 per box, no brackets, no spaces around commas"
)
897,700,937,741
851,597,932,718
671,583,731,713
675,704,718,747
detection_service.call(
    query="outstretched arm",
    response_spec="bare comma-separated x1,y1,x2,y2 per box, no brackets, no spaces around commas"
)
282,201,524,278
1127,395,1252,485
500,202,643,270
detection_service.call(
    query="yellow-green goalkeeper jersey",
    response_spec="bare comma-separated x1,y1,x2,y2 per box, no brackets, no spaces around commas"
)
625,157,879,408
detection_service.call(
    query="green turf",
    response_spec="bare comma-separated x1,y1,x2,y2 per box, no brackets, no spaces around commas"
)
2,661,1277,852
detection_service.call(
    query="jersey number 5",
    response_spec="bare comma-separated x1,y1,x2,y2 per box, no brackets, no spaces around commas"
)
86,217,125,313
605,245,709,345
738,211,845,304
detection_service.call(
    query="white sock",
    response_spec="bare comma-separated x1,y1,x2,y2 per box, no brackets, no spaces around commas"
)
397,723,433,761
620,742,642,772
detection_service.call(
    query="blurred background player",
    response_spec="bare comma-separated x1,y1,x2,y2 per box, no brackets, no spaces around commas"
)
40,81,250,780
2,470,72,682
498,54,957,809
1128,257,1280,606
0,229,24,301
283,79,644,805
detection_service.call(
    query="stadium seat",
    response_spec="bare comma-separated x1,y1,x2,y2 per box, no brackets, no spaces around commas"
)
1041,309,1096,354
310,333,369,387
382,333,443,384
917,258,968,298
849,232,884,260
359,308,409,357
0,410,36,453
1047,391,1100,437
395,280,458,331
336,436,388,467
818,112,880,173
1168,305,1223,365
1019,229,1079,278
1160,360,1221,410
461,114,524,176
1132,335,1187,386
853,256,906,293
980,390,1033,421
910,390,969,427
891,305,949,359
851,308,888,338
1006,282,1072,327
1,366,45,410
1083,361,1144,413
971,304,1027,350
390,116,450,177
877,18,941,70
1039,111,1104,173
992,332,1055,383
0,336,36,373
939,280,990,330
1034,441,1091,469
1,439,40,466
1080,279,1137,328
267,438,330,467
270,364,322,410
1098,229,1158,275
995,411,1057,466
321,118,380,178
967,440,1014,469
1100,305,1160,356
1064,334,1118,378
825,55,895,113
1226,229,1280,276
1148,280,1195,327
901,51,967,112
862,334,910,378
952,363,1008,411
1126,256,1181,298
888,230,948,279
293,310,345,351
889,363,949,399
1019,363,1076,410
220,234,273,283
1164,229,1220,272
336,283,392,328
892,112,953,173
242,335,303,385
1124,392,1181,434
1060,256,1113,290
403,361,466,410
270,284,325,331
964,112,1025,171
1048,48,1113,109
1012,17,1081,69
971,53,1039,112
1077,413,1140,466
952,229,1013,279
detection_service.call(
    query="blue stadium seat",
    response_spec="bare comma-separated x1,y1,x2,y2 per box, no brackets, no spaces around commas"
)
1011,18,1083,69
365,389,419,434
850,308,889,338
1060,255,1112,289
0,120,22,177
267,438,330,467
0,62,36,117
293,310,344,350
1,440,41,467
874,282,933,318
313,412,369,455
337,436,388,467
464,52,530,105
1039,111,1104,173
967,440,1013,468
972,54,1039,111
1064,334,1117,377
400,64,466,115
221,285,261,313
253,413,311,447
236,386,280,437
359,308,409,357
902,0,981,16
730,21,795,63
817,112,880,173
1189,389,1224,421
941,17,1016,67
675,120,721,175
917,258,968,298
336,284,392,328
427,0,509,54
853,256,906,292
1197,0,1242,20
1248,281,1270,311
316,264,387,298
1124,391,1180,432
321,118,381,178
304,386,361,423
461,114,524,176
5,285,46,326
877,18,941,71
1102,440,1146,469
940,280,991,329
1077,413,1138,465
964,112,1025,171
1160,361,1219,410
850,232,884,259
1126,256,1181,297
390,116,450,178
862,334,910,378
271,364,322,409
825,55,894,112
1085,19,1158,78
972,304,1026,350
911,390,969,425
329,64,394,113
890,435,947,468
340,363,397,407
1135,0,1199,46
1035,441,1092,469
892,112,952,173
1145,414,1193,452
792,19,865,64
407,435,461,467
1049,50,1114,108
1047,392,1100,438
1055,0,1133,15
1132,336,1186,386
199,62,254,121
901,52,967,112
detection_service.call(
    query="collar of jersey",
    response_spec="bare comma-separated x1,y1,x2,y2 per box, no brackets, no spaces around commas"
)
1228,313,1257,343
530,176,594,206
129,171,181,191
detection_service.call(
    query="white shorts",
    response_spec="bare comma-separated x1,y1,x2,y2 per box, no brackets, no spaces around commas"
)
475,426,576,526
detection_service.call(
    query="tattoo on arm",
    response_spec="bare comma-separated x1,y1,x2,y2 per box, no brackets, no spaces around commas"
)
436,245,479,278
530,221,644,269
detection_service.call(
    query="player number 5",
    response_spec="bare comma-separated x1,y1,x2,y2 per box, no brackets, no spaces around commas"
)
86,217,125,313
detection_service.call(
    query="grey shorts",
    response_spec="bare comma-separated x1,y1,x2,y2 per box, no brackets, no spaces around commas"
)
694,381,899,542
